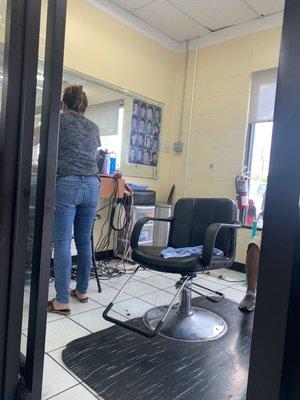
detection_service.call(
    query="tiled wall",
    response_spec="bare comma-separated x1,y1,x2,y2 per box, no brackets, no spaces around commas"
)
169,28,282,263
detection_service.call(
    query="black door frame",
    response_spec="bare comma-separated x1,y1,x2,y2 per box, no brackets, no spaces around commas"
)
0,0,42,398
0,0,67,399
247,0,300,398
4,0,44,396
25,2,67,398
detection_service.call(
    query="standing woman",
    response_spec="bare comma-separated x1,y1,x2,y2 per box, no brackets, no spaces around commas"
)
48,85,100,315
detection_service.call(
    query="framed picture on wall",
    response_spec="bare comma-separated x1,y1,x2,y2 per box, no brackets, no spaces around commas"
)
128,99,161,166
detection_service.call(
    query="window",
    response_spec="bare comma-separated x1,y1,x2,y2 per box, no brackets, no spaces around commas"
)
243,68,277,228
99,105,124,168
244,121,273,227
85,100,124,168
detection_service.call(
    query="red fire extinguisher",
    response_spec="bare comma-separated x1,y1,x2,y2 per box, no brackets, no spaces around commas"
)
235,171,249,210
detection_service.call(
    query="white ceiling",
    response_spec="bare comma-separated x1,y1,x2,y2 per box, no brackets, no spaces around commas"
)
103,0,284,43
133,0,210,42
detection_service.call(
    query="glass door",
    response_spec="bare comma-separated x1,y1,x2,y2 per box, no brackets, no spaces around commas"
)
20,1,48,363
0,1,67,398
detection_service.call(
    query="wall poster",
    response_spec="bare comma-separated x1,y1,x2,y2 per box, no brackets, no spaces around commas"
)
128,99,161,166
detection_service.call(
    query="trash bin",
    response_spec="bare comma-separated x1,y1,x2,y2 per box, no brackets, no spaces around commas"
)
153,203,174,247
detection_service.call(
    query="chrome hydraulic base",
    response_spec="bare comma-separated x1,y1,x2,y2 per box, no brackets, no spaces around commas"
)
143,280,227,342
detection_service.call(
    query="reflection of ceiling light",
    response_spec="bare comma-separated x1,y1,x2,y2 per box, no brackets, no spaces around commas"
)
0,73,43,85
0,74,44,91
0,72,42,90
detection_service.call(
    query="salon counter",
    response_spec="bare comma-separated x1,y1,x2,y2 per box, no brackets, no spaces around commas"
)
99,174,125,199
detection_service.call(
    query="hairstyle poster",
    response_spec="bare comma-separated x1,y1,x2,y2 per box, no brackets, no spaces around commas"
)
128,99,161,167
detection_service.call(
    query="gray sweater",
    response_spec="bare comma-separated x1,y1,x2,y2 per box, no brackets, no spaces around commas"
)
57,111,100,177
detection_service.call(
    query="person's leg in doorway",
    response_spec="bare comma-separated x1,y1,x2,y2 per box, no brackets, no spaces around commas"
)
239,235,261,312
73,177,100,301
51,177,78,313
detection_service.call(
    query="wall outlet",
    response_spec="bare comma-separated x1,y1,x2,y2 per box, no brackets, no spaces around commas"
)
174,141,183,152
161,143,171,153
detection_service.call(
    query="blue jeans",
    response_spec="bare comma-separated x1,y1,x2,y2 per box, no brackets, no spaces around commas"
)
53,176,100,303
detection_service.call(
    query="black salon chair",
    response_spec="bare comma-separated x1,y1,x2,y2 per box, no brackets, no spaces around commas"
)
103,198,240,342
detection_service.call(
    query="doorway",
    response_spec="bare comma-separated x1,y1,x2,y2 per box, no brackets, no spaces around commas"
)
0,0,300,399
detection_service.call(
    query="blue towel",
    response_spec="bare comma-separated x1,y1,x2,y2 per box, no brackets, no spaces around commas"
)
161,245,224,259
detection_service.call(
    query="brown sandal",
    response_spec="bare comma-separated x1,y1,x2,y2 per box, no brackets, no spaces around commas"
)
47,299,71,316
70,289,89,303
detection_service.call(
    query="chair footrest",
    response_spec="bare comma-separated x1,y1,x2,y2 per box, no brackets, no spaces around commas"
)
103,303,157,338
102,268,191,339
189,282,225,303
205,292,224,303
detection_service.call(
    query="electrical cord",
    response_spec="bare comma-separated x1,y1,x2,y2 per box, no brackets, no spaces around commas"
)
218,276,245,283
94,178,118,277
93,178,136,280
204,271,245,283
113,194,136,275
97,179,118,249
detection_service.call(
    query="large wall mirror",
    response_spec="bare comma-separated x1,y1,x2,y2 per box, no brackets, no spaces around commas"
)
44,64,162,180
63,69,163,180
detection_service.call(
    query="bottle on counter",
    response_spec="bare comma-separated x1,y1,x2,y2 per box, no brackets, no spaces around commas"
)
104,152,111,175
109,153,116,174
251,220,258,238
96,149,106,173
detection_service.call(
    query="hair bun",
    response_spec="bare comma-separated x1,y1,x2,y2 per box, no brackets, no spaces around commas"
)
62,85,88,113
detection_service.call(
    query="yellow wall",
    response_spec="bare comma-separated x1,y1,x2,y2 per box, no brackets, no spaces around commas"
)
169,27,282,263
64,3,282,262
64,0,179,201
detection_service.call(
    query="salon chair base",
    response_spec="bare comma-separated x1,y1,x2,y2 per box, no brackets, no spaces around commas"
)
143,305,227,342
143,279,227,343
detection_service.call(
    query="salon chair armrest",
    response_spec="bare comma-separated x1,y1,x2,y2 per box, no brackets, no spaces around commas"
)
131,217,173,249
202,221,241,268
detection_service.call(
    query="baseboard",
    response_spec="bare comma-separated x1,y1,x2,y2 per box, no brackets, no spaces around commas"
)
231,262,245,273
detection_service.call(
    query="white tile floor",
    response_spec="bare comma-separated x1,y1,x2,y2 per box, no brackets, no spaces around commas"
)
21,264,247,399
